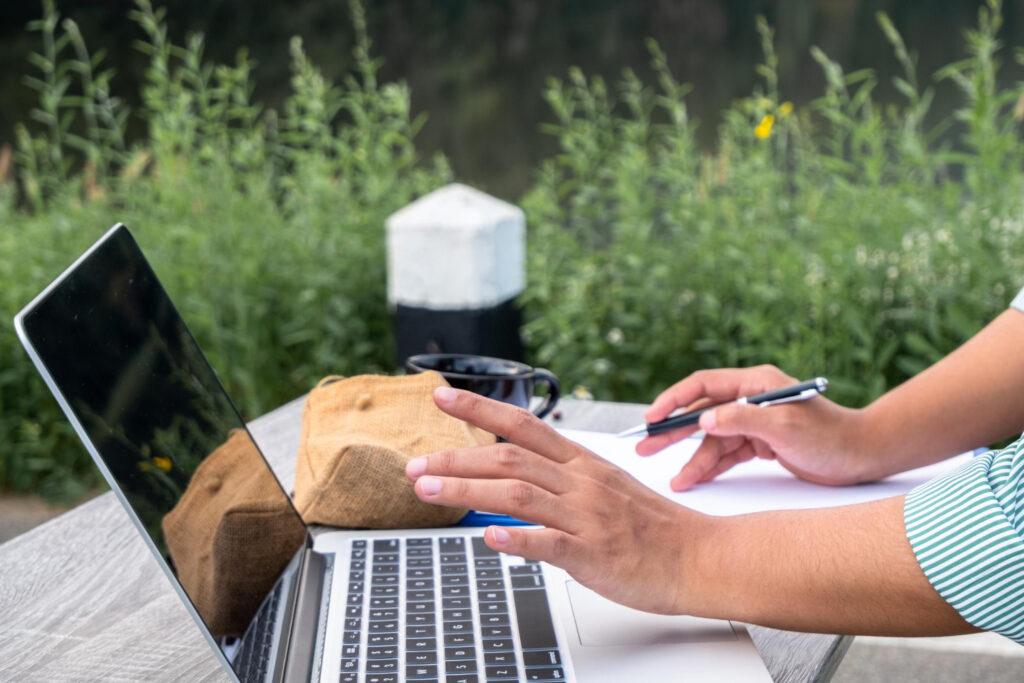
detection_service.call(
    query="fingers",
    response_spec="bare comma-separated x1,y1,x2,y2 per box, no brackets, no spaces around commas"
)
482,525,586,574
644,365,794,423
411,473,573,530
669,434,745,491
433,387,575,463
699,400,796,442
405,443,571,495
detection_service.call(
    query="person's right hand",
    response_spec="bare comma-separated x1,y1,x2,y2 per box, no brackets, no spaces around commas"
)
636,365,877,490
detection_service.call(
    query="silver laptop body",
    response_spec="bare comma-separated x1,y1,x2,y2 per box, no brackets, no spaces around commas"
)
14,224,771,682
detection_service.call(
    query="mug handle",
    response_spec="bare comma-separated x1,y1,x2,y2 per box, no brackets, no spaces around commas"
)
531,368,561,419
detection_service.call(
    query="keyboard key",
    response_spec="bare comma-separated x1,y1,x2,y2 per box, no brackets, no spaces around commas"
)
367,658,398,673
342,644,359,658
369,620,398,633
408,589,434,602
373,553,399,564
475,568,502,579
406,651,438,665
406,613,436,626
407,567,434,579
407,537,432,546
443,608,472,621
406,664,439,680
512,588,558,650
479,601,508,614
480,626,511,638
480,613,510,626
442,586,469,598
367,646,399,659
443,620,473,634
371,585,399,597
446,659,477,674
512,575,545,589
341,658,358,671
406,637,437,651
408,601,434,614
474,558,500,568
441,575,469,587
439,537,465,551
342,631,360,644
484,652,515,665
485,665,519,679
408,557,433,567
445,645,477,660
481,638,513,652
373,539,399,551
371,597,398,608
446,676,479,683
340,675,358,683
472,537,498,557
440,553,468,565
522,650,561,667
366,675,398,683
343,617,361,630
525,668,565,682
373,564,400,576
407,547,433,557
509,564,543,575
444,633,475,647
478,590,504,602
345,606,361,618
406,625,437,638
369,608,399,620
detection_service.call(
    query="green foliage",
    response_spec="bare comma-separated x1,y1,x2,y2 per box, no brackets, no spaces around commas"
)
522,0,1024,407
4,0,1024,500
0,0,449,500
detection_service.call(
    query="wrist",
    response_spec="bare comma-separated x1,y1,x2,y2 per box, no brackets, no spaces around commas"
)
672,510,727,617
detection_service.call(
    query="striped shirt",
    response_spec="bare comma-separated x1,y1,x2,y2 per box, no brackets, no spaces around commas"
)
903,286,1024,643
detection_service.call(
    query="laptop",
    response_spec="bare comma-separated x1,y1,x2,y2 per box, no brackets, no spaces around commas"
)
14,224,772,683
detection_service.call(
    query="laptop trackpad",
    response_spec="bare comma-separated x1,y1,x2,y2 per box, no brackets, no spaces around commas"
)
565,581,737,646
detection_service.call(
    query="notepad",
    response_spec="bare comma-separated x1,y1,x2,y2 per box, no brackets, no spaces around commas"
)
559,428,977,517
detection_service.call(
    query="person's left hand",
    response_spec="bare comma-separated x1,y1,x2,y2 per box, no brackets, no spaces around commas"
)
405,386,706,615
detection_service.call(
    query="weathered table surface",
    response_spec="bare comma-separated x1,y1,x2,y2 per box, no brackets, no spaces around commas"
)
0,396,850,682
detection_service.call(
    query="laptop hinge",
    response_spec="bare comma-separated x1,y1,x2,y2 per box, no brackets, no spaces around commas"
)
279,547,327,683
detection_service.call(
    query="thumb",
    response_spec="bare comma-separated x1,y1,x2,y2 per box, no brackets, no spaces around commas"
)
699,402,782,442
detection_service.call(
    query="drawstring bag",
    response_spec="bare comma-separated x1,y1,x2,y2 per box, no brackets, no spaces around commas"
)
293,371,495,528
162,428,307,637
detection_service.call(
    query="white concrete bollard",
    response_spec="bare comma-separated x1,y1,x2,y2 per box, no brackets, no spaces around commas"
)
386,183,526,366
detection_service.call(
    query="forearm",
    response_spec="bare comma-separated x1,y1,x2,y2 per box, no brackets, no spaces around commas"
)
683,496,975,635
858,308,1024,474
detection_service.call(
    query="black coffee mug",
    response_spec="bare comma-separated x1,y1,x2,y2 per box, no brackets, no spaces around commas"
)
405,353,561,419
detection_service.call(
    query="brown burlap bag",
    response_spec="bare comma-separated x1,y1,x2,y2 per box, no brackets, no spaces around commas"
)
161,429,307,637
293,371,495,528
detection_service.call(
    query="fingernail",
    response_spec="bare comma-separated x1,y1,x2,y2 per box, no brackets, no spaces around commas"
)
491,527,510,544
434,386,457,405
406,457,427,478
699,408,717,431
418,475,442,496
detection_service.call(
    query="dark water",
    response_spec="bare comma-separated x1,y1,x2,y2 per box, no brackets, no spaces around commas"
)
2,0,1024,199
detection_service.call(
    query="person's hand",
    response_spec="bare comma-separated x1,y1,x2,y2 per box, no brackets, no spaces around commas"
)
406,386,704,615
636,365,874,490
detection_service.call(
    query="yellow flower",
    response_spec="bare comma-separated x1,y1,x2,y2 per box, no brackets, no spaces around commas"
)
779,101,794,117
754,114,775,139
153,456,173,472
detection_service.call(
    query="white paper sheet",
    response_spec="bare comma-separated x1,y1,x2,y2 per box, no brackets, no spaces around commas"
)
557,428,976,517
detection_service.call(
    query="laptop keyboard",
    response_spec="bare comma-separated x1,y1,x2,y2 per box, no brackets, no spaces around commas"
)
340,536,567,683
233,578,284,682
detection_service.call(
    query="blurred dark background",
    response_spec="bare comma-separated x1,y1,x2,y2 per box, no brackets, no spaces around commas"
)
2,0,1023,199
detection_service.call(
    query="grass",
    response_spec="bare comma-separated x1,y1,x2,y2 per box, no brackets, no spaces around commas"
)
2,0,1024,499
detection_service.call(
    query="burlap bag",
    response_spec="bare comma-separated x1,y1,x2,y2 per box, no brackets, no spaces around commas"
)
293,371,495,528
161,428,307,637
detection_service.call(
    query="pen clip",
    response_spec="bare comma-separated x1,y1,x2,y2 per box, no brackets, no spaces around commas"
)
757,388,819,408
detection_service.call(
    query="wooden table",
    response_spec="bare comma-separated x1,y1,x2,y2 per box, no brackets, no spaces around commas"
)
0,397,851,682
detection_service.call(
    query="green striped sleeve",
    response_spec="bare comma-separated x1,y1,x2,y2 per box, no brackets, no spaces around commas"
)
904,437,1024,644
1013,286,1024,312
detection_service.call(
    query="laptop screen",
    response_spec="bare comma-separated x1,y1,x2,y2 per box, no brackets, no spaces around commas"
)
17,226,307,667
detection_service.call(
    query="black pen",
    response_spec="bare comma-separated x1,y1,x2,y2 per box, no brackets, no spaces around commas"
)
616,377,828,438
